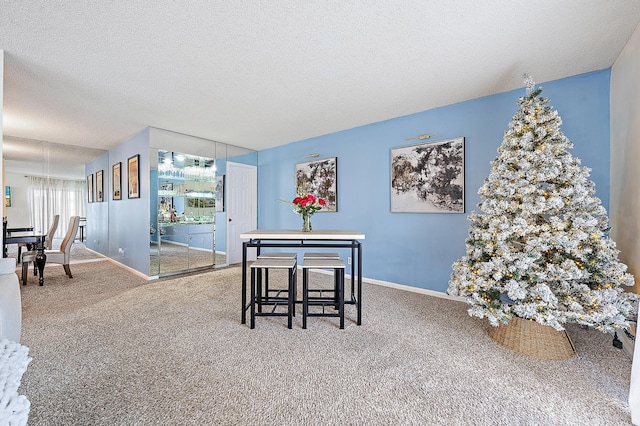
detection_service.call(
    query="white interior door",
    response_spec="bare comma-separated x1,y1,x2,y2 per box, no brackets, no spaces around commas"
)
226,162,257,264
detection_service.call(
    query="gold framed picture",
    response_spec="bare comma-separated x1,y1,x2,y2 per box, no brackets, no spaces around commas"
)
128,155,140,199
112,162,122,200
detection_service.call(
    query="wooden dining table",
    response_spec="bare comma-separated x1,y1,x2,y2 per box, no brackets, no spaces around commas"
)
5,231,47,286
240,229,365,326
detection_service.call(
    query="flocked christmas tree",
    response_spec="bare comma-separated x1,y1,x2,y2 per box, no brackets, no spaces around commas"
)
447,75,637,333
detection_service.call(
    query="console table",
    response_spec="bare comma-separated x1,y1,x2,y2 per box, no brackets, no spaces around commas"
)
240,229,365,326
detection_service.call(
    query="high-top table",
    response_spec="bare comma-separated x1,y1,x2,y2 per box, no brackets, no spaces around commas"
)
240,230,365,326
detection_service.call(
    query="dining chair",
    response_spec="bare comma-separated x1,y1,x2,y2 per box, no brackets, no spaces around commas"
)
18,214,59,261
21,216,80,285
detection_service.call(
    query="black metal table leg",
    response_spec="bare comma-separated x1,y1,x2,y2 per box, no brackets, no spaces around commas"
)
241,241,248,324
357,242,362,325
250,266,256,329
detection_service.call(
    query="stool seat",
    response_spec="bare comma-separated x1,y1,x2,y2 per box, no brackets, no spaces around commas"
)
302,258,345,269
250,258,297,329
258,252,297,259
251,258,297,269
303,252,340,259
302,258,345,329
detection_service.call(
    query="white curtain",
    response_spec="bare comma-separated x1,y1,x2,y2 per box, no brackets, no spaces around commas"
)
27,176,86,239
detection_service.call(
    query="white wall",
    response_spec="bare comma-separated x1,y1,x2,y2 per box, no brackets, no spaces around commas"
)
610,22,640,426
611,23,640,295
4,173,31,228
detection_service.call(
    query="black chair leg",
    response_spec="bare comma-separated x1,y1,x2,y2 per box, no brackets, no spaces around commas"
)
63,264,73,278
21,262,28,286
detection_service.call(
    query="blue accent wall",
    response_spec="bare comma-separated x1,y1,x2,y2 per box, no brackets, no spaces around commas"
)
85,151,110,254
108,128,151,275
257,70,611,292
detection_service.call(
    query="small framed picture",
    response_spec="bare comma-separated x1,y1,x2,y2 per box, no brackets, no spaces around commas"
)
96,170,104,202
87,174,94,203
128,154,140,199
112,162,122,200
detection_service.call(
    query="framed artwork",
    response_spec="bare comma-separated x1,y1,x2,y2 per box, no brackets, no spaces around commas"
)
295,157,337,212
96,170,104,202
112,162,122,200
390,137,465,213
87,174,94,203
5,186,10,207
128,154,140,199
214,175,225,212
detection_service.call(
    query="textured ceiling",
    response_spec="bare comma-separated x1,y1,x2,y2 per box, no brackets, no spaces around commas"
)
2,0,640,159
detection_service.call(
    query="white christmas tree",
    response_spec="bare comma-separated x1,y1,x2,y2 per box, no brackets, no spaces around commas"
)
447,75,637,332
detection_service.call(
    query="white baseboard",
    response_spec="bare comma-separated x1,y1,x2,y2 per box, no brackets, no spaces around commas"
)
308,267,465,303
106,257,157,280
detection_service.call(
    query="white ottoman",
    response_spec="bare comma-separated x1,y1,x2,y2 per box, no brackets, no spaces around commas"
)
0,258,21,343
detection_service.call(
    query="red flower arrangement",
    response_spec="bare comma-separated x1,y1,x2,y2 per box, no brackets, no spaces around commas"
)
292,193,326,216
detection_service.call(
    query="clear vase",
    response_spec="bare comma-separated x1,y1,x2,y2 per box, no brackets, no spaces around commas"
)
301,213,312,232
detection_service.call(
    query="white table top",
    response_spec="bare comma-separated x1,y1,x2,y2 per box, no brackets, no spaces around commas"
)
240,229,365,240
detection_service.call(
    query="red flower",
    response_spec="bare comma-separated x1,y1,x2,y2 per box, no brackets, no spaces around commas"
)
318,198,326,205
293,196,302,205
307,194,315,203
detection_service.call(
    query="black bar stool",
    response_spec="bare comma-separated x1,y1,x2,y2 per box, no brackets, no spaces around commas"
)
302,258,345,329
250,258,297,329
257,252,297,300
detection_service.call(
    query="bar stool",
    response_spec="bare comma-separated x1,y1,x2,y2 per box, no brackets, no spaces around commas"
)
250,258,297,329
302,258,345,329
303,252,341,312
257,252,297,300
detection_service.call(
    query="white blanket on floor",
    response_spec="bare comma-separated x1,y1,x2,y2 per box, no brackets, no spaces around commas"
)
0,339,31,426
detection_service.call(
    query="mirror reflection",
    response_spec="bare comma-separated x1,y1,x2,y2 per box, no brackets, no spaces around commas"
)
148,127,257,277
3,136,104,242
151,150,217,275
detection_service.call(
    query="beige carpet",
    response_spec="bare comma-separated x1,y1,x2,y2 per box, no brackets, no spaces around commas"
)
18,260,634,425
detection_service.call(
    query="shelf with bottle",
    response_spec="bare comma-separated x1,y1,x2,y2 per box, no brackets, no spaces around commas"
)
158,185,214,199
158,170,217,183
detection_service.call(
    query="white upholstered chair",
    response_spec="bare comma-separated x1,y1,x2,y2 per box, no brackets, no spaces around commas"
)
21,216,80,285
43,214,60,250
18,214,59,261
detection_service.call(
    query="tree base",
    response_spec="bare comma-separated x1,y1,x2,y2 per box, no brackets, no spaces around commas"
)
488,316,576,360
